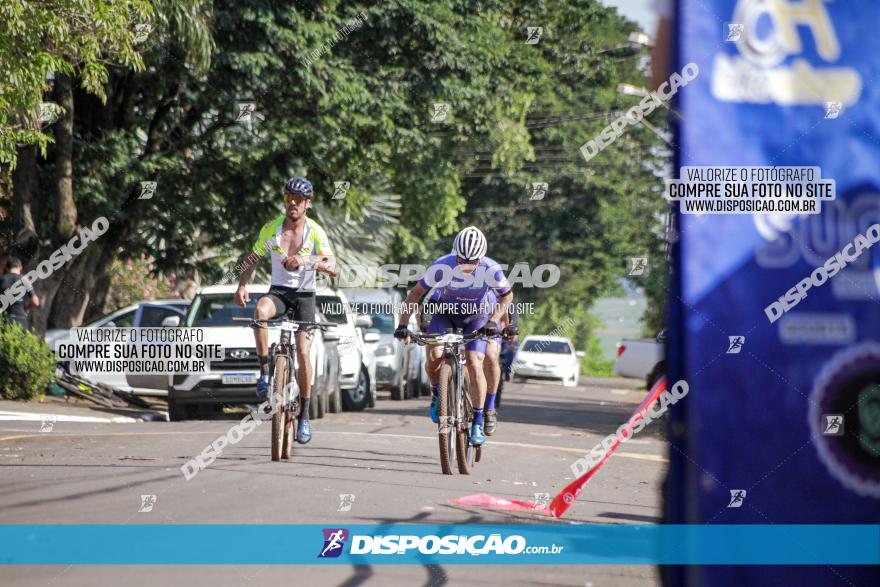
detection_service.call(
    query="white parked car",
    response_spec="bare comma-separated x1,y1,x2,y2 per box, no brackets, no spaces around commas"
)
512,335,583,387
315,287,378,411
166,285,328,420
46,300,189,397
614,330,665,389
343,287,425,400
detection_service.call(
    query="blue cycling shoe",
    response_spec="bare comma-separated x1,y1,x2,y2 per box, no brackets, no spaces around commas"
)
255,375,271,399
429,396,439,423
469,422,487,446
296,419,312,444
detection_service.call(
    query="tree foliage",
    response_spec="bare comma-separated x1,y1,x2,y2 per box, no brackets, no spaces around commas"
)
0,0,152,166
1,0,668,344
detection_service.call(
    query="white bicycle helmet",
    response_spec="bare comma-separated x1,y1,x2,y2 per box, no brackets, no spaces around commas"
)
453,226,487,261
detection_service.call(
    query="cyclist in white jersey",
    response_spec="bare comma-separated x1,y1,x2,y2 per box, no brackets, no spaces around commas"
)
234,178,338,444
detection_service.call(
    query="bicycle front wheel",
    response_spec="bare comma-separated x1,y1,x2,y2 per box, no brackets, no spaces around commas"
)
456,369,476,474
271,355,290,462
437,362,455,475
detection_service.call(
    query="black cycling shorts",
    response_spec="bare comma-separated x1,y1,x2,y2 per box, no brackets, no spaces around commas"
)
262,286,316,323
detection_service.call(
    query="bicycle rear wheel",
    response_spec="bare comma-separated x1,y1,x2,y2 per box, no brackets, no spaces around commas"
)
437,362,455,475
271,355,290,462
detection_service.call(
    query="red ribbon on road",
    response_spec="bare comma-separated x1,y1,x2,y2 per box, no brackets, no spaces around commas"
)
450,376,668,518
547,375,667,517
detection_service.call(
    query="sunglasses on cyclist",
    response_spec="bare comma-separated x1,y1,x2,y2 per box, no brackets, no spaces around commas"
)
284,193,309,204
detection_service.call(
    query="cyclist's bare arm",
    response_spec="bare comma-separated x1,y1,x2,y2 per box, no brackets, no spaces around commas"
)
314,255,339,277
234,251,265,306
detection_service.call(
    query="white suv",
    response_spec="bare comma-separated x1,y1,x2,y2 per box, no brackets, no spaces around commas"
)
315,287,378,411
166,285,326,420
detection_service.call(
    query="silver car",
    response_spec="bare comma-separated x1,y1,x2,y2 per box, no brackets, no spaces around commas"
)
342,288,426,400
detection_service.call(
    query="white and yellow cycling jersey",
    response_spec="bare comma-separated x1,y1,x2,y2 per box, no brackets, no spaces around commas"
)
251,215,333,291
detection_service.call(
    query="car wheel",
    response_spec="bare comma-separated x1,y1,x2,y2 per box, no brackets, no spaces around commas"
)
167,392,188,422
390,372,406,400
342,367,369,411
329,377,343,413
405,373,419,400
317,379,328,418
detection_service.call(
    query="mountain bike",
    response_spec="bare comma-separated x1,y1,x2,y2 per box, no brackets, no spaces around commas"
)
235,312,332,461
412,329,488,475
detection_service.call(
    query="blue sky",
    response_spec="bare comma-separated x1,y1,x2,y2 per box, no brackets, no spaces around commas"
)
598,0,659,34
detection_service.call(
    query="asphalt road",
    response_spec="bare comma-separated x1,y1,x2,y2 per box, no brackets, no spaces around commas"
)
0,377,667,586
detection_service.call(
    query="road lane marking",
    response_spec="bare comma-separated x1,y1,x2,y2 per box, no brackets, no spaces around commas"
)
0,411,137,424
0,429,668,462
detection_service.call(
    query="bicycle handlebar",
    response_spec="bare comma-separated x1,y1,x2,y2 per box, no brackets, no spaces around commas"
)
408,330,491,346
231,317,335,330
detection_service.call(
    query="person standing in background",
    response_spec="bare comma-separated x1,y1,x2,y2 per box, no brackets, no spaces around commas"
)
0,257,40,331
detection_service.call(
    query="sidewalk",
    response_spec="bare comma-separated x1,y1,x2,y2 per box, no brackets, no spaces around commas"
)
0,395,167,423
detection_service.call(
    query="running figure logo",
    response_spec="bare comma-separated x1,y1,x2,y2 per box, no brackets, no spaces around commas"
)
533,492,550,511
138,494,157,513
822,414,844,436
727,489,746,508
530,182,548,201
337,494,355,512
39,415,56,433
824,101,843,119
727,336,745,354
628,257,647,276
724,23,744,42
333,181,350,200
318,528,349,558
525,27,543,44
431,103,450,123
139,181,157,200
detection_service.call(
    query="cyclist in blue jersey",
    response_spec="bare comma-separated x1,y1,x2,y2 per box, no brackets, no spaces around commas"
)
395,226,514,446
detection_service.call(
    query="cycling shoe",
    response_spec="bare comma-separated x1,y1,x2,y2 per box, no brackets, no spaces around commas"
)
296,419,311,444
469,422,487,446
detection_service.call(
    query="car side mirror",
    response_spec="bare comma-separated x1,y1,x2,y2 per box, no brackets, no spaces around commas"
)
161,316,181,327
656,329,667,343
576,351,585,358
355,314,373,329
363,332,380,343
102,321,116,328
323,327,340,342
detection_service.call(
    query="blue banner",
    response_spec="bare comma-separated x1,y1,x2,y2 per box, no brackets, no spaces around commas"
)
670,0,880,585
0,524,877,565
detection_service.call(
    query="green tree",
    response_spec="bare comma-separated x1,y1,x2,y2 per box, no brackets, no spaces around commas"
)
0,0,152,167
2,0,667,341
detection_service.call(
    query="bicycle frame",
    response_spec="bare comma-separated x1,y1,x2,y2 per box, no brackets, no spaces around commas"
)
416,330,485,432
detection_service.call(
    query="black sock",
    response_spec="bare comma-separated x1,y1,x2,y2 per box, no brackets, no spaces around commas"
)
300,396,310,420
258,356,269,377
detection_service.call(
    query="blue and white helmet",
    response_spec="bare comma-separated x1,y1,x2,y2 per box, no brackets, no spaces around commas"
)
453,226,487,261
284,177,314,199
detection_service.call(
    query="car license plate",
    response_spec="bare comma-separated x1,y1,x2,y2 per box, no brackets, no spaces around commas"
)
222,373,257,385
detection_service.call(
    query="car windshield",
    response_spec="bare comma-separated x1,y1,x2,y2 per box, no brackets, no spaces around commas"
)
317,295,348,325
188,294,256,326
522,340,572,354
368,312,395,334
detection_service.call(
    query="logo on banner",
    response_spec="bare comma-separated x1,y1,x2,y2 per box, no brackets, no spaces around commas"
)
712,0,862,107
823,414,844,436
727,489,747,508
727,336,745,353
809,343,880,498
724,22,744,42
319,528,349,558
